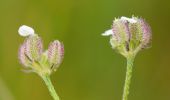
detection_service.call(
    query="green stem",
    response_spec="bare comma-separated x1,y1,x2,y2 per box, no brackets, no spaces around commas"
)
42,75,60,100
122,55,135,100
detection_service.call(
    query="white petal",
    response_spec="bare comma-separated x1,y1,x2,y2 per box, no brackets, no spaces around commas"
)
102,29,113,36
18,25,35,37
121,16,137,23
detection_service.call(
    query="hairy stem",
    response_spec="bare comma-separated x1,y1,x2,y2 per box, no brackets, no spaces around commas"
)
122,55,135,100
42,75,60,100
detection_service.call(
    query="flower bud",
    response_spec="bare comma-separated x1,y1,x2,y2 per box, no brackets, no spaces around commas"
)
102,16,152,57
128,17,152,50
25,34,43,61
139,18,152,49
18,43,32,67
47,40,64,71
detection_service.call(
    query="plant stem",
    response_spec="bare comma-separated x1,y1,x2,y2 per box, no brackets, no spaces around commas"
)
122,55,135,100
42,75,60,100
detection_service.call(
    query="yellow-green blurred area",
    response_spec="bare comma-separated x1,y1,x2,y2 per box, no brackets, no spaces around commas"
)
0,0,169,100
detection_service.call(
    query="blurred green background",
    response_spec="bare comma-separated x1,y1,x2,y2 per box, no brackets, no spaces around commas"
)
0,0,169,100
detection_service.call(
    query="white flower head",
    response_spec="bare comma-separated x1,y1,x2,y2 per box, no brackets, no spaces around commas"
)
102,29,113,36
121,16,137,23
18,25,35,37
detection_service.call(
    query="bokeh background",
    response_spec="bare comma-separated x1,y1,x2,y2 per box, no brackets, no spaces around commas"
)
0,0,169,100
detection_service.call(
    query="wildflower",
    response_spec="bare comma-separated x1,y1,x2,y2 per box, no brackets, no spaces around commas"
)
102,16,152,57
18,25,63,100
18,25,64,75
102,16,152,100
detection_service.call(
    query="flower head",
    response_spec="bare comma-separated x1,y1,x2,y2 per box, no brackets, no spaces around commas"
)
102,16,152,57
18,25,64,76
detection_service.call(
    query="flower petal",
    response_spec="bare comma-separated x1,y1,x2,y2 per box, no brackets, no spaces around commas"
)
18,25,35,37
102,29,113,36
121,16,137,23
